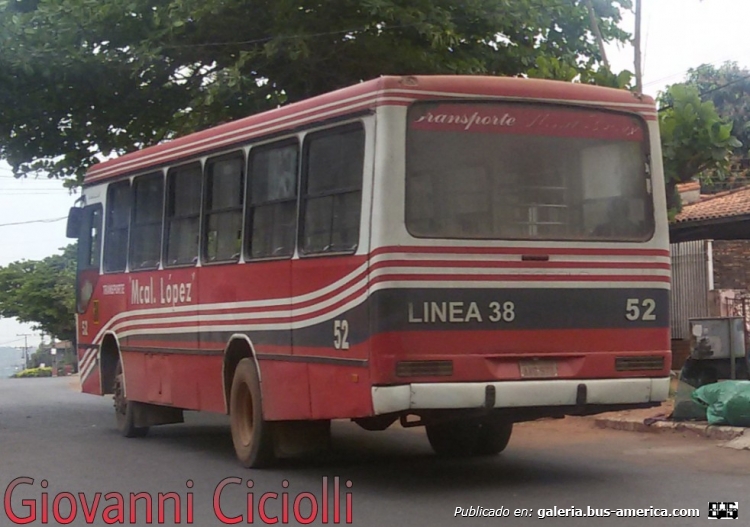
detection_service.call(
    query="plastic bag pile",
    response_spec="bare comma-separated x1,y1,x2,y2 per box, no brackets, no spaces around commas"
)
691,380,750,426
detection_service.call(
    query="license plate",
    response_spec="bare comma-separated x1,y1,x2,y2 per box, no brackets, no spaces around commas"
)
519,360,558,379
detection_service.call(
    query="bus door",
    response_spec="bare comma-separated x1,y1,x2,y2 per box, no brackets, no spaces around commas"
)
69,204,103,393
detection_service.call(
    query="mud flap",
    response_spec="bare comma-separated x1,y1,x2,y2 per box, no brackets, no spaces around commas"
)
273,420,331,458
132,403,184,428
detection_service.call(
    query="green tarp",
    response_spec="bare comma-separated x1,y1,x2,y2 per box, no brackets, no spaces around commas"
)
692,380,750,426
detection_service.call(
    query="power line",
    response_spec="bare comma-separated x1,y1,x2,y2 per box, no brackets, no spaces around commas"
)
0,176,65,182
658,72,750,113
0,174,67,184
644,55,745,89
159,23,422,49
0,190,69,192
0,216,66,228
154,0,593,50
698,72,750,99
0,190,71,194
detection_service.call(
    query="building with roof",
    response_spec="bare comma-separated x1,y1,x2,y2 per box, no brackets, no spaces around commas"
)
669,183,750,376
672,184,750,243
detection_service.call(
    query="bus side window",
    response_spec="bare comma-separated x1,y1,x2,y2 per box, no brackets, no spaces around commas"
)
247,140,299,259
129,172,164,270
204,153,244,263
103,180,131,272
300,124,364,254
165,163,202,267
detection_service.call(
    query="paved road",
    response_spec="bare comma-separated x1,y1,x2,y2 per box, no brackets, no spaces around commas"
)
1,376,748,526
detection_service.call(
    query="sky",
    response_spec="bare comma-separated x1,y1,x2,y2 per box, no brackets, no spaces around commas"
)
0,167,77,350
605,0,750,96
1,0,750,350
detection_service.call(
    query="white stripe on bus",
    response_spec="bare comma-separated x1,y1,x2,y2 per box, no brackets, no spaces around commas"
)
98,277,670,342
91,262,669,345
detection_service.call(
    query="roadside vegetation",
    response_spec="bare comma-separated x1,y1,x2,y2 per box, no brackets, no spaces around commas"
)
12,367,53,378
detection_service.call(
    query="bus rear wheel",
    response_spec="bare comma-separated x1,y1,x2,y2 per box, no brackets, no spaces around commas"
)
426,417,513,457
426,419,481,456
113,362,149,438
229,358,275,468
474,419,513,455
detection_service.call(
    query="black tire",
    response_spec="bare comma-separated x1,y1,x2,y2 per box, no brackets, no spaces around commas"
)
474,419,513,456
426,419,481,457
113,362,148,438
229,358,276,468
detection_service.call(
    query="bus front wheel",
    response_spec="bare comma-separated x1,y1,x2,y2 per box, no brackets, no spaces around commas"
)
113,362,149,438
229,358,275,468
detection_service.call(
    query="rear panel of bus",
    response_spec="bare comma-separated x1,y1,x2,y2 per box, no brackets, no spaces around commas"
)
367,99,670,406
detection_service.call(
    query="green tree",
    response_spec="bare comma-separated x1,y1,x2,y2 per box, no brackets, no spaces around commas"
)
0,0,633,184
658,84,742,216
683,62,750,191
0,244,77,342
685,62,750,153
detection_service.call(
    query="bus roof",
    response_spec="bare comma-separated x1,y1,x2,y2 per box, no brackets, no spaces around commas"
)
84,75,656,185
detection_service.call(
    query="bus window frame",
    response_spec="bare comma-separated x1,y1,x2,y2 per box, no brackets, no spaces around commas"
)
103,179,131,274
164,161,204,269
202,151,246,265
128,171,165,272
298,121,366,258
245,137,300,262
403,100,655,244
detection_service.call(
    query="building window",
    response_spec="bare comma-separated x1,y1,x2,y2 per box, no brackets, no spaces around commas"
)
204,154,244,263
247,140,298,259
103,180,130,272
129,173,164,270
300,124,364,254
165,163,202,266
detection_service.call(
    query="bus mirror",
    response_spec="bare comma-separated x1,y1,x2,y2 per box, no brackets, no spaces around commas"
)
66,207,83,239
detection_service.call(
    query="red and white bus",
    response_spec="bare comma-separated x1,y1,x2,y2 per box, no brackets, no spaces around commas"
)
67,75,671,467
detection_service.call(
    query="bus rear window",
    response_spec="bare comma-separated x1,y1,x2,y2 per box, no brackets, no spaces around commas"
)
405,102,653,241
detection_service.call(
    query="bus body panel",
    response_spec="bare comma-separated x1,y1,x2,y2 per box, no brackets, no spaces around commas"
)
364,95,670,411
369,328,670,385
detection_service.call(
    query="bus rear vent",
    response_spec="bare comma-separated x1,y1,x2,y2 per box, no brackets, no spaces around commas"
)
396,360,453,377
615,356,665,372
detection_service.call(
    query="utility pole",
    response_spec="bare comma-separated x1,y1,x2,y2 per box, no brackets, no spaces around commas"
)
16,333,32,369
585,0,610,70
634,0,643,94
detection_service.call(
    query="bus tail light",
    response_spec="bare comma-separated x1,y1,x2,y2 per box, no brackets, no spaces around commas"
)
615,356,665,372
396,360,453,378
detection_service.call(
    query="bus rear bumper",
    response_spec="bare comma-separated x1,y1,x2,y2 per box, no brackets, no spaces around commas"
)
371,377,671,415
